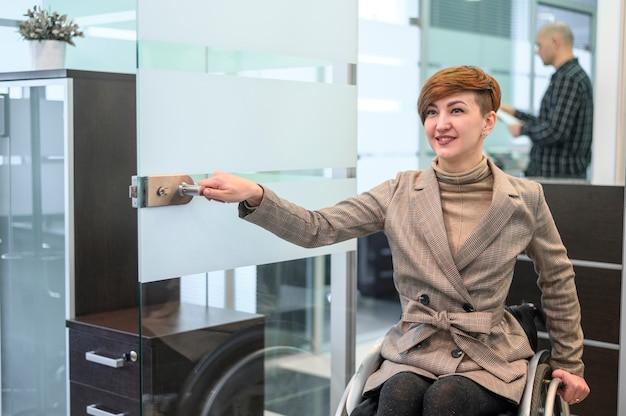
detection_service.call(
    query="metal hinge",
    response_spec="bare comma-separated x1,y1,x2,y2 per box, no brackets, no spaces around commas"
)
129,174,204,208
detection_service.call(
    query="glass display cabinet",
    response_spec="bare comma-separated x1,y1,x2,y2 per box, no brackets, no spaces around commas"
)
0,69,137,416
1,74,66,416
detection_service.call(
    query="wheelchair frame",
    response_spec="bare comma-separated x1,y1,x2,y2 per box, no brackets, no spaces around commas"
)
335,338,571,416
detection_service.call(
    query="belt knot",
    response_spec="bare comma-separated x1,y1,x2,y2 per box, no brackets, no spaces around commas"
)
402,300,492,335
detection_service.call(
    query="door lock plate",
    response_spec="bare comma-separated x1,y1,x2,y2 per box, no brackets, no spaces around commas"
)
129,174,204,208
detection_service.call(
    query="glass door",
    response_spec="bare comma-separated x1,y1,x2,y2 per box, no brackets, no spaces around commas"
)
135,1,357,415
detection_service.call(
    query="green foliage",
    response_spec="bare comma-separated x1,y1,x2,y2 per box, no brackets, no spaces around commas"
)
18,5,84,46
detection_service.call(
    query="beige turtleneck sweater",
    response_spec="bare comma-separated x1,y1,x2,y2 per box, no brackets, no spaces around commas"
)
432,157,494,257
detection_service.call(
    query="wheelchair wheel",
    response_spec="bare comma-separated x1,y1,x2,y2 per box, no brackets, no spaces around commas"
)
176,324,266,415
529,363,563,416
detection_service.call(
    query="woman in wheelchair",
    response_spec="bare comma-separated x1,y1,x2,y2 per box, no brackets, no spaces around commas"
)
198,65,590,415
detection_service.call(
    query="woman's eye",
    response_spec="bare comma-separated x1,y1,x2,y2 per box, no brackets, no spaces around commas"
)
451,108,464,114
426,109,437,116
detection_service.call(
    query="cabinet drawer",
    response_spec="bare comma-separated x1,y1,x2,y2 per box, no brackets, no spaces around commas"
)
69,329,141,399
70,381,140,416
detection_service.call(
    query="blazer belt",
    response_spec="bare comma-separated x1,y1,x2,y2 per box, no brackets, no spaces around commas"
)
398,304,520,383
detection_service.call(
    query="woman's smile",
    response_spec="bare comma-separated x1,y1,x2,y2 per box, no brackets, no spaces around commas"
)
435,135,456,143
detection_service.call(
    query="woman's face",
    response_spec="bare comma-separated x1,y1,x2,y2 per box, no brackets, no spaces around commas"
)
423,91,496,173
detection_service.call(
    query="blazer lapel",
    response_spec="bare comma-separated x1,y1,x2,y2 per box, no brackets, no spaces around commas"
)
453,161,521,271
413,169,471,300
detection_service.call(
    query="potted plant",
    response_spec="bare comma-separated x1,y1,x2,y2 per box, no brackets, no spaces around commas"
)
18,5,84,70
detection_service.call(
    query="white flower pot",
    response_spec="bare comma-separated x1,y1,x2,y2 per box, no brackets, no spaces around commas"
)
29,40,67,70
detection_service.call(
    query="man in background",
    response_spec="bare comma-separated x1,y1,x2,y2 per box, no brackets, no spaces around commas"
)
501,21,593,179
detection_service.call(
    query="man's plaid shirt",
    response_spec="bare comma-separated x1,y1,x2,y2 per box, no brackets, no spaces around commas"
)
515,58,593,178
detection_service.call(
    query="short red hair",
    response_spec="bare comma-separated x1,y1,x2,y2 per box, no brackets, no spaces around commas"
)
417,66,501,123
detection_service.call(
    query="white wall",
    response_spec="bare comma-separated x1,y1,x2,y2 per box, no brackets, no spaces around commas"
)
0,1,136,74
0,0,41,72
591,0,625,185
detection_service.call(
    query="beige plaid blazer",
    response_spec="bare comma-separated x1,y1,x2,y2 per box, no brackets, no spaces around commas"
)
242,158,584,403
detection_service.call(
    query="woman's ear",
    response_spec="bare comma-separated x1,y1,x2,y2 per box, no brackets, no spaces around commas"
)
482,111,497,137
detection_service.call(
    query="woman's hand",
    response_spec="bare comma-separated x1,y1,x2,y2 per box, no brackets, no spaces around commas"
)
552,368,590,405
198,171,264,205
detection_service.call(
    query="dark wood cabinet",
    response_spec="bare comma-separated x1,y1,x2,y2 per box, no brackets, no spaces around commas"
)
0,70,138,416
67,303,264,416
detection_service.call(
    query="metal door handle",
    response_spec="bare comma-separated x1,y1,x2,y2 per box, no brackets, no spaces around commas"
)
179,182,204,196
129,174,204,207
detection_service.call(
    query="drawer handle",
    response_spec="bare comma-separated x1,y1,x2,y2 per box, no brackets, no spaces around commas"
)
85,351,125,368
86,404,125,416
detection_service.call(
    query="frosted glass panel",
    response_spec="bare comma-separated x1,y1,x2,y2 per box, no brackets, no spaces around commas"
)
139,177,356,283
136,2,357,414
137,69,356,175
139,41,334,74
137,0,357,62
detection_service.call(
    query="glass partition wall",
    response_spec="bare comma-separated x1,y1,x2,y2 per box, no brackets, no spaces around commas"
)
419,0,595,178
135,2,357,415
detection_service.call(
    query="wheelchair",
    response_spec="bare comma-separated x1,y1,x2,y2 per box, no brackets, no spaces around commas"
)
335,303,570,416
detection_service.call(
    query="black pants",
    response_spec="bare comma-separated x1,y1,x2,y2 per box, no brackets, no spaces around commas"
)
350,372,516,416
